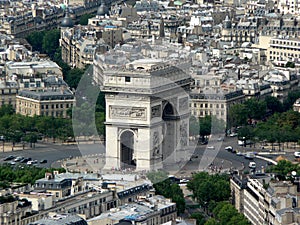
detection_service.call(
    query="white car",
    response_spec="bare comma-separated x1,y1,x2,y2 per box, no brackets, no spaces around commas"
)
229,133,237,137
27,160,38,165
249,162,256,169
207,146,215,150
225,146,233,151
294,152,300,158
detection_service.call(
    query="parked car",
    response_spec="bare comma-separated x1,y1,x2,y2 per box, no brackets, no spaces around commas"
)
14,156,24,162
4,155,15,161
20,158,29,163
40,159,47,164
207,146,215,150
27,160,38,165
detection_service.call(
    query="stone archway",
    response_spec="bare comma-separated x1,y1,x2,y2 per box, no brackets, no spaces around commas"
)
120,130,136,169
162,102,178,161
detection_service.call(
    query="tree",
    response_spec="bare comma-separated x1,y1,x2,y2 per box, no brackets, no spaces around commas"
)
265,96,283,114
0,104,14,116
199,116,212,141
244,98,266,121
187,172,230,210
147,172,185,214
26,31,46,52
267,160,300,180
228,104,248,127
65,68,85,89
286,61,295,68
42,29,60,58
79,14,94,25
283,90,300,110
204,219,219,225
191,212,206,225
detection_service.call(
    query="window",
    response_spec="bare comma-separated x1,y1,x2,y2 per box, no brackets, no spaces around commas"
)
125,76,131,82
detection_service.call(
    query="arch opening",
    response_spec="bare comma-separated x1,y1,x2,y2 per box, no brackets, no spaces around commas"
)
120,130,136,169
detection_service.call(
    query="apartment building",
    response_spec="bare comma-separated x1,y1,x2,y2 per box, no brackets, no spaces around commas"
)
0,196,32,225
231,173,300,225
267,36,300,64
277,0,300,15
0,79,18,108
190,89,245,122
5,60,63,78
60,24,120,68
88,196,176,225
16,89,74,118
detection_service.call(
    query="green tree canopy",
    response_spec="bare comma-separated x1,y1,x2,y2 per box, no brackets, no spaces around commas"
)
187,172,230,208
79,14,94,25
42,29,60,58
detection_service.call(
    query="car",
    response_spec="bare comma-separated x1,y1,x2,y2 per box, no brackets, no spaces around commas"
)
3,155,15,161
229,133,237,137
179,179,190,184
225,146,233,151
245,152,255,160
14,156,24,162
249,162,256,169
238,140,244,146
27,160,38,165
236,151,243,156
9,161,16,165
207,146,215,150
40,159,47,164
294,152,300,158
20,158,29,163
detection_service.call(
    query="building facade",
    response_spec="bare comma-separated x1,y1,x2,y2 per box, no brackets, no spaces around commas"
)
16,89,74,118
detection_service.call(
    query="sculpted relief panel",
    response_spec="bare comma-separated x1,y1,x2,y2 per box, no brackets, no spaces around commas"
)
179,97,189,111
110,106,147,120
151,105,161,118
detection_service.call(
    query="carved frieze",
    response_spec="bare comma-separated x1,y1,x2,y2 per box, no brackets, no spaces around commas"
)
110,106,147,120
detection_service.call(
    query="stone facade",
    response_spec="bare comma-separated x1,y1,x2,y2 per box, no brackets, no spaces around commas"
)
94,50,192,171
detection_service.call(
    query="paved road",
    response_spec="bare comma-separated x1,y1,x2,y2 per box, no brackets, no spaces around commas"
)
0,137,291,173
0,142,105,168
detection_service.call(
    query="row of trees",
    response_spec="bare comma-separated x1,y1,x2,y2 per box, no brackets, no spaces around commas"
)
147,171,185,214
0,104,107,147
229,92,300,128
0,165,65,186
237,110,300,149
187,172,250,225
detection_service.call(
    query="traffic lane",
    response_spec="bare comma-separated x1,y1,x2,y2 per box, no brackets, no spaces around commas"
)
191,146,272,172
0,143,105,168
